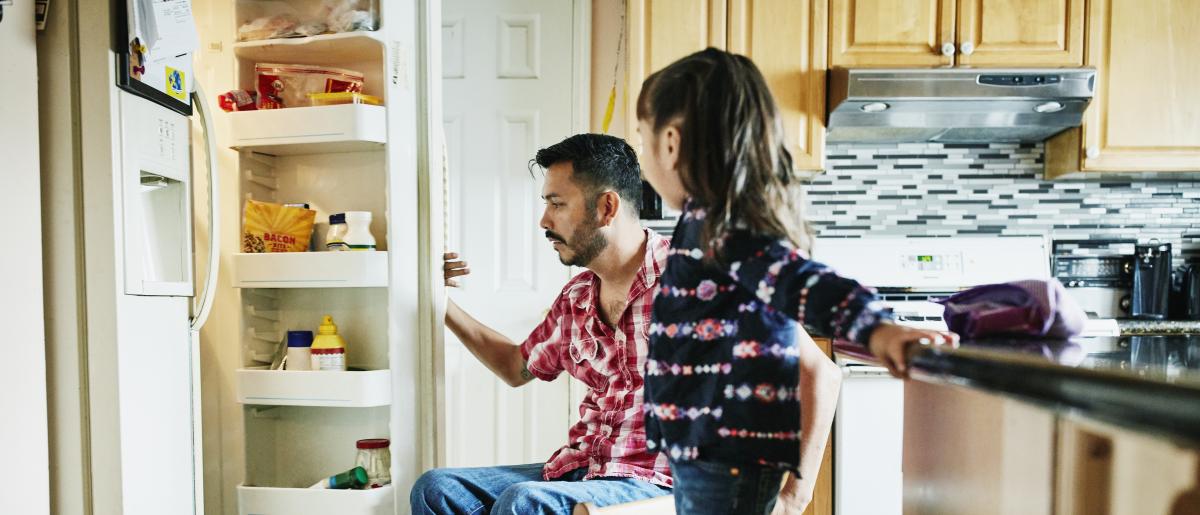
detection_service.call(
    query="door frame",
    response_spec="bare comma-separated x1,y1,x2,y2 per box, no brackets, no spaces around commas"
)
423,0,593,469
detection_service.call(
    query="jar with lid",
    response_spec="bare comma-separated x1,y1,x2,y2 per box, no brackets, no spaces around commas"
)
354,438,391,488
342,211,376,251
325,213,349,251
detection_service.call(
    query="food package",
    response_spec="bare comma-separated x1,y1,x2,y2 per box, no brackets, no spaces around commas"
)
242,200,317,253
217,90,258,112
236,0,378,42
255,63,365,109
307,92,383,106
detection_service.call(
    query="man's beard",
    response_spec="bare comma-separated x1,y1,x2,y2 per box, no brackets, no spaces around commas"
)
547,219,608,267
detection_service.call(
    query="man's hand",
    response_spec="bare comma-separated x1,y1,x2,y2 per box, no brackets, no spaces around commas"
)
867,322,959,378
771,474,812,515
444,252,470,287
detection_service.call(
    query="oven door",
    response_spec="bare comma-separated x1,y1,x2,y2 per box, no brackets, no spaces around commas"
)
834,361,903,515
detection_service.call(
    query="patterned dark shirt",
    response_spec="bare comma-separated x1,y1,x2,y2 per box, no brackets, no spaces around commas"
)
644,201,893,472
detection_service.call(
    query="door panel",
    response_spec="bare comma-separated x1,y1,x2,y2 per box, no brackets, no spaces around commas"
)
442,0,576,467
727,0,828,172
957,0,1084,66
625,0,727,150
830,0,956,67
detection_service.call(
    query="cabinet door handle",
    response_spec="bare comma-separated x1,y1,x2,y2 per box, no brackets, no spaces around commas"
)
941,42,956,56
1086,146,1100,159
960,41,975,55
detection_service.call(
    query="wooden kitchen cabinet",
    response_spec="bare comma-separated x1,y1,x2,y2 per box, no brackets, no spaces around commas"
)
830,0,1083,68
727,0,828,171
1056,418,1200,515
903,381,1057,515
625,0,828,172
830,0,956,67
625,0,727,151
807,337,834,515
956,0,1085,66
1046,0,1200,177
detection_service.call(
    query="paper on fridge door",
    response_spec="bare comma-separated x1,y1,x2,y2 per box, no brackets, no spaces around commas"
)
128,0,198,64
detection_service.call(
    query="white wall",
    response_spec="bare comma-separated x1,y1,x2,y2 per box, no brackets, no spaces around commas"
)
0,0,50,513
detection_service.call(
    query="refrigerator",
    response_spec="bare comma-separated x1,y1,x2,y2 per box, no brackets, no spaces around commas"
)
49,0,442,514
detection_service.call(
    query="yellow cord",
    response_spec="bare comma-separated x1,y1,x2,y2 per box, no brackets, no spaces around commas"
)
602,85,617,134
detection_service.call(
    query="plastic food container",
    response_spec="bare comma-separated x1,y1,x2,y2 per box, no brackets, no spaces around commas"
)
308,92,383,106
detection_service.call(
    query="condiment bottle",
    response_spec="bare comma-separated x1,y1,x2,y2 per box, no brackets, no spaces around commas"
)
284,330,313,371
310,315,347,371
325,213,349,251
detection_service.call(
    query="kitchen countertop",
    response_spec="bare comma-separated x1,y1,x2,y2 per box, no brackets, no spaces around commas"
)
836,334,1200,447
1116,318,1200,335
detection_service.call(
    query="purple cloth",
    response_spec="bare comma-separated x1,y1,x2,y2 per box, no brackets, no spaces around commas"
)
936,279,1086,339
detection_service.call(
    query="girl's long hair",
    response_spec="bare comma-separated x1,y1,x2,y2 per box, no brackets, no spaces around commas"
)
637,48,813,262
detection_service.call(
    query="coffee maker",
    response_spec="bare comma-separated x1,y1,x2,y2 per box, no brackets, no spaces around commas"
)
1131,241,1172,319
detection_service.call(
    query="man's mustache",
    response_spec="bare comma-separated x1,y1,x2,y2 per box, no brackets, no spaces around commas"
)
545,230,566,244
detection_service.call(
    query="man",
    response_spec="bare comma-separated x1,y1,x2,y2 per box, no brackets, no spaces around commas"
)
411,134,673,514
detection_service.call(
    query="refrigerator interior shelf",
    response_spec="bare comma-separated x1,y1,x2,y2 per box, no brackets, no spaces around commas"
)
233,31,387,64
238,483,394,515
229,104,386,156
237,368,392,407
233,251,388,288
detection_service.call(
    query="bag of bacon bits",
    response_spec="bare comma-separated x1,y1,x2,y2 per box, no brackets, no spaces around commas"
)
255,63,365,109
242,200,317,253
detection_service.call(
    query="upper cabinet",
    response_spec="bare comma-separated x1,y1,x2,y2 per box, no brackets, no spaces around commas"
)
728,0,828,171
830,0,1084,68
625,0,727,151
1046,0,1200,176
830,0,956,67
956,0,1084,66
626,0,827,172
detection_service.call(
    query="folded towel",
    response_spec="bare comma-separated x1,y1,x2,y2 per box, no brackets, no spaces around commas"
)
936,279,1086,339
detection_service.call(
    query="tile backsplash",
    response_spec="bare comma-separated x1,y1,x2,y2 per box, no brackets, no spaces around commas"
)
807,142,1200,259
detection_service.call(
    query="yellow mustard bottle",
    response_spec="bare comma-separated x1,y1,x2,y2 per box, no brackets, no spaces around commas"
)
310,315,347,371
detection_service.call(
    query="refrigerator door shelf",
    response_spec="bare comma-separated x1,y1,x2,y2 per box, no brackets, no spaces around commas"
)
233,251,388,288
237,368,392,408
237,483,394,515
229,104,386,156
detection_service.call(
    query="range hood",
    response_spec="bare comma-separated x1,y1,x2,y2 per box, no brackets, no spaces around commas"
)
826,68,1096,143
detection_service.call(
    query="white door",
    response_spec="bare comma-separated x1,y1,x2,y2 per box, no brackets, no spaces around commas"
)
0,1,50,513
441,0,586,467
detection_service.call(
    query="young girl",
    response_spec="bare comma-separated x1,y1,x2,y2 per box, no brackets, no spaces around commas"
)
637,48,956,514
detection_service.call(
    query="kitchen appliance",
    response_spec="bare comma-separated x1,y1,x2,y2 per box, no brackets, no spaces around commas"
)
1131,242,1173,320
1172,262,1200,320
1051,239,1134,319
826,67,1096,143
812,236,1116,515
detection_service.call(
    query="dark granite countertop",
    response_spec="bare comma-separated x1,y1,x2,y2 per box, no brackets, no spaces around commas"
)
836,334,1200,447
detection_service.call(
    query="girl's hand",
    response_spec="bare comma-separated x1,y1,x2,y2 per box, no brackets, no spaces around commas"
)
771,474,811,515
867,322,959,378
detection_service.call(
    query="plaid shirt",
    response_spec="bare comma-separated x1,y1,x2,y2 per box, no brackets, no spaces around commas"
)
520,229,673,488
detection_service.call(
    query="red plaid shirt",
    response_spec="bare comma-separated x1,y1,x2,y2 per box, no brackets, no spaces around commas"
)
520,229,673,488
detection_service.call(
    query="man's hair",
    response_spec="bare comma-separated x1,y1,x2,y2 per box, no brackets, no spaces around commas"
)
532,133,642,214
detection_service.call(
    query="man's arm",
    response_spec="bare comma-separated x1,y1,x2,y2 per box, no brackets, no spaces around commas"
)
776,331,843,514
445,299,535,388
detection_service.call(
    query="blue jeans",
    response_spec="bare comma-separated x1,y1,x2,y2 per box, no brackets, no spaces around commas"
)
669,460,786,515
410,463,672,515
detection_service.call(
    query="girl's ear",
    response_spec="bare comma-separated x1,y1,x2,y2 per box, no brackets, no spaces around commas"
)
661,125,681,172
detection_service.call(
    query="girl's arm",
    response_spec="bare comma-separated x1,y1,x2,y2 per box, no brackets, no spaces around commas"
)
775,330,842,513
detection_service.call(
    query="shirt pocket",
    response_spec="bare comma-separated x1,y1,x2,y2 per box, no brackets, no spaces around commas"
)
567,337,614,391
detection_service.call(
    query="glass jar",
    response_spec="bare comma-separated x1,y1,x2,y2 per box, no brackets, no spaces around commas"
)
354,438,391,488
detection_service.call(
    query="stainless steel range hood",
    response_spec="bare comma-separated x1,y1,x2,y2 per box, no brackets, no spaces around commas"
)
826,68,1096,143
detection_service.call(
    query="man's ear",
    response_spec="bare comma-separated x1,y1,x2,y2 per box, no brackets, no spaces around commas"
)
596,191,621,227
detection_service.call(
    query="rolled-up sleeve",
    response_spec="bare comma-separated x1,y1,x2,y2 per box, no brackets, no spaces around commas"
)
519,295,568,381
